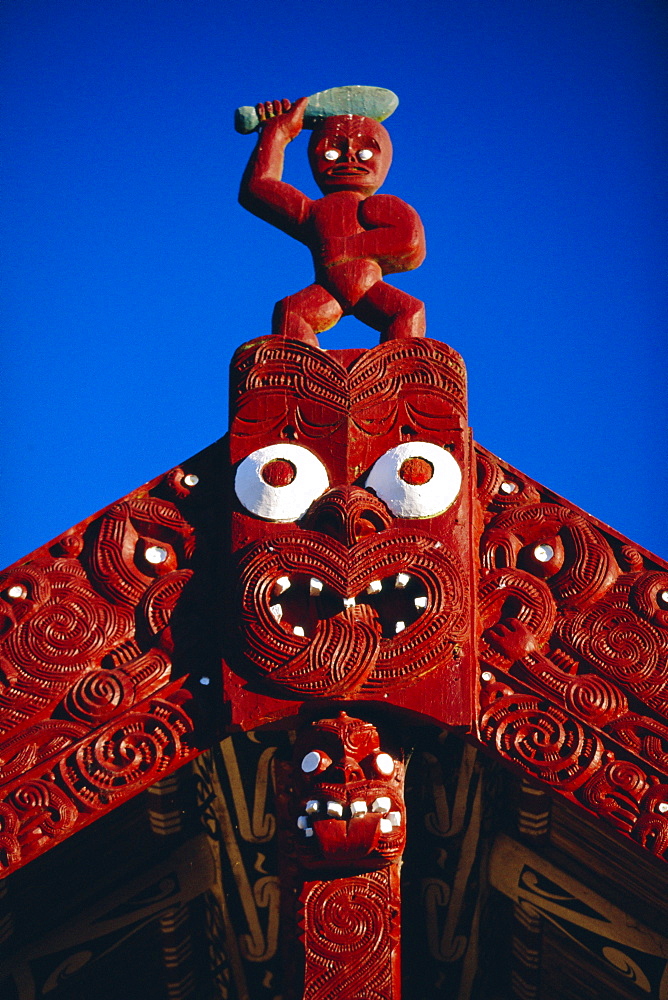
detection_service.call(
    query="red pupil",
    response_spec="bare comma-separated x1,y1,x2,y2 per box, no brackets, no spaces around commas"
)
399,457,433,485
262,459,296,487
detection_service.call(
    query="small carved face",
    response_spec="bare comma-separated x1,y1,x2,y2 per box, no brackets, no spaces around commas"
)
308,116,392,195
291,712,405,870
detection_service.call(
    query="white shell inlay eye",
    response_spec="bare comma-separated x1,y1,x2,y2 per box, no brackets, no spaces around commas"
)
235,443,329,522
375,753,395,776
301,751,322,773
365,441,462,518
358,148,373,161
145,545,168,565
324,149,340,160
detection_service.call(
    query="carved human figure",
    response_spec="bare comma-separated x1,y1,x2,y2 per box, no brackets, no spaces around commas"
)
239,98,426,346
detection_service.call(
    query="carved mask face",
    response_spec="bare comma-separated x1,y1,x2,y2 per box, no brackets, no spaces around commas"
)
291,712,405,870
224,337,477,729
308,116,392,196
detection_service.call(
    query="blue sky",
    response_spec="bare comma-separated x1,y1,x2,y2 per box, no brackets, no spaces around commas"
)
2,0,667,566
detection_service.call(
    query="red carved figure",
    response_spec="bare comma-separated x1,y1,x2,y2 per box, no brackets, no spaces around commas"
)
274,713,405,999
239,94,426,346
291,712,406,870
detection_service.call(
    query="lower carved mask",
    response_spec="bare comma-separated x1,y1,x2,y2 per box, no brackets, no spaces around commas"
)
290,712,406,870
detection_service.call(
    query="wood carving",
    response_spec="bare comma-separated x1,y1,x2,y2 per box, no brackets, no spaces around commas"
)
224,334,478,730
275,713,404,1000
475,445,668,861
0,461,217,875
1,79,667,1000
238,87,425,346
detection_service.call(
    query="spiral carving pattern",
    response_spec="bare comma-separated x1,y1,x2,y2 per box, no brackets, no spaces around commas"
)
480,690,603,788
580,760,647,831
5,583,131,682
564,673,628,726
0,453,202,876
59,696,193,806
302,870,398,1000
63,669,134,724
558,598,666,695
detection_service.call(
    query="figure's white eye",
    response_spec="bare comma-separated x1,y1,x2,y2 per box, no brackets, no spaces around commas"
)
358,148,373,161
235,443,329,521
374,752,395,776
301,750,332,774
365,442,462,518
324,149,341,161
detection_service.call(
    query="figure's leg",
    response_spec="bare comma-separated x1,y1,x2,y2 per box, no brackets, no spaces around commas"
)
272,285,343,347
353,281,426,342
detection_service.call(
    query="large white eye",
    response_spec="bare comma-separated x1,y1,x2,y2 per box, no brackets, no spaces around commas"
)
358,148,373,161
365,442,461,518
324,149,341,161
235,443,329,521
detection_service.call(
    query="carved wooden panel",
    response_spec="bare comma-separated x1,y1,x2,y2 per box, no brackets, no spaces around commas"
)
223,335,478,730
299,867,401,1000
0,453,221,876
475,445,668,863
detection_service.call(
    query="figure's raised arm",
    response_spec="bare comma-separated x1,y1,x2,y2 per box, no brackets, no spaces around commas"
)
238,97,312,241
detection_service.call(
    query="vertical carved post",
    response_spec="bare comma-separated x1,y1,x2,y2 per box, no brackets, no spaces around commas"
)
275,714,406,999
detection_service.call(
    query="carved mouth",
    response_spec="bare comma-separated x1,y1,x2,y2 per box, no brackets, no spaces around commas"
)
297,791,403,836
237,532,466,694
328,165,368,174
294,785,405,865
269,570,428,639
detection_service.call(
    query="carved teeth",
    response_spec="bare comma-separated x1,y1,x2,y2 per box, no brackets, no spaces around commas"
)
350,800,367,817
388,811,402,827
367,580,382,594
269,604,283,622
343,596,356,609
309,578,323,596
305,799,319,815
273,576,291,595
395,621,406,634
414,596,428,609
371,796,391,814
297,815,309,830
326,800,344,818
379,817,394,834
395,573,410,589
293,625,305,637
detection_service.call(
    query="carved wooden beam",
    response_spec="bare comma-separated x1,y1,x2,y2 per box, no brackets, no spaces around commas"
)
474,444,668,860
0,453,223,873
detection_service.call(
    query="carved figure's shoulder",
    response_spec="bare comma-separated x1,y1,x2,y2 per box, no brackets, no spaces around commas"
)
359,193,421,225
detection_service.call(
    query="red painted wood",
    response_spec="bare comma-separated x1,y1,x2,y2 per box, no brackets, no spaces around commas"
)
275,713,404,1000
239,100,426,346
223,335,479,731
0,458,217,875
474,445,668,860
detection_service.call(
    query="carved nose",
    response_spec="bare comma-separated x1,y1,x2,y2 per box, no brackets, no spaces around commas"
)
329,754,365,783
303,487,392,546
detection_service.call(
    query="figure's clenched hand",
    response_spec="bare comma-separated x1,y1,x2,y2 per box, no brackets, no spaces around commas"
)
256,96,308,142
485,618,537,661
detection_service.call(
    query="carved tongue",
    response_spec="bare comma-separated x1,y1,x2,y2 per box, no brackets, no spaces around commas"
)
273,604,380,695
313,812,381,860
309,604,381,694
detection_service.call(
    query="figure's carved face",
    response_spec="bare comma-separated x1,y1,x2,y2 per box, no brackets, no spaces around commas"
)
226,338,476,724
291,712,405,870
308,116,392,195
